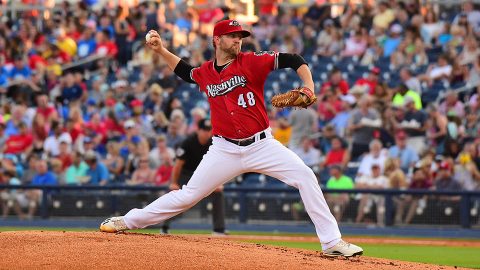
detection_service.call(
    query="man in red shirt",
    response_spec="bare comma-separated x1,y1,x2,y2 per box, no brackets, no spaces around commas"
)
4,122,33,155
353,67,380,95
320,68,349,95
100,19,362,257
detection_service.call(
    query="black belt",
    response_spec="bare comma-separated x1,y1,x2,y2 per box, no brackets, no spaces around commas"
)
214,131,266,146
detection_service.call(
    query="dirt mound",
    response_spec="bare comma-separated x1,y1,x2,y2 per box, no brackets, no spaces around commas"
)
0,231,464,270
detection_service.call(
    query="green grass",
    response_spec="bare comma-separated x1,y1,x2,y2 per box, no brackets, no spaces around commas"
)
241,240,480,269
1,227,479,268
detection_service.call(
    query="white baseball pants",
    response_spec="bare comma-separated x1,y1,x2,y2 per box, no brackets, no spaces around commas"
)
124,128,341,249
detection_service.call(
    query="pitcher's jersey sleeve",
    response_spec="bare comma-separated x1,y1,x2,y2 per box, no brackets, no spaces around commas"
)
241,51,278,85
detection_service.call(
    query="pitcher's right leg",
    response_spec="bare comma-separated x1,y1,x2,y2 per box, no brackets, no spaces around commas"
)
100,140,243,232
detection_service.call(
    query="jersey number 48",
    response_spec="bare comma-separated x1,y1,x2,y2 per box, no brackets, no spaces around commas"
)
238,92,256,108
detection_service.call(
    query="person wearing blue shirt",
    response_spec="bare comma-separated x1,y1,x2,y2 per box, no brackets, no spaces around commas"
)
8,56,32,80
26,159,57,218
85,150,109,185
388,130,419,173
383,24,403,57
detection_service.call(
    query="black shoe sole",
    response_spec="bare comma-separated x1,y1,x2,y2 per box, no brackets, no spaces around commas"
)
323,251,363,258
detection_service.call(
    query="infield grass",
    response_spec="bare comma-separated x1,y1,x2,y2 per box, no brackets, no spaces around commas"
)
1,227,479,268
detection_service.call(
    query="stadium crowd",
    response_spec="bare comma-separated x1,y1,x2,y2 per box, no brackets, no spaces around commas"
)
0,0,479,224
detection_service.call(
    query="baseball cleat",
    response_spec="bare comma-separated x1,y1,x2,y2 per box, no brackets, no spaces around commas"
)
99,216,129,233
323,240,363,257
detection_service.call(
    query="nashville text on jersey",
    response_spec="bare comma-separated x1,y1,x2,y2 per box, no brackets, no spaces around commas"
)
206,75,247,97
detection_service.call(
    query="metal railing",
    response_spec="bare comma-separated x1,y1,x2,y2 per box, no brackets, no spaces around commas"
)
1,184,479,228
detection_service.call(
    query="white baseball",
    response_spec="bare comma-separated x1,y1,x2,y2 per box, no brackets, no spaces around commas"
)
145,32,152,43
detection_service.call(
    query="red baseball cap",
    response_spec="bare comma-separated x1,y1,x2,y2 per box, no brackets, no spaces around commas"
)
130,99,143,107
213,19,250,38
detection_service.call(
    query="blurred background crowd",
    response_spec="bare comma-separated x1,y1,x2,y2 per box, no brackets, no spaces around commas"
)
0,0,479,223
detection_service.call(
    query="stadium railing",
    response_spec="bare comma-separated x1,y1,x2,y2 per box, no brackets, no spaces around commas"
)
0,184,479,229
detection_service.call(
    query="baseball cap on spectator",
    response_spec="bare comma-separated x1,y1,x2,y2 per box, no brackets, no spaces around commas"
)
213,19,250,38
59,136,71,144
395,130,407,139
83,136,93,144
84,150,97,161
105,98,116,107
340,94,356,105
198,119,212,131
439,161,450,170
349,84,368,95
124,119,135,129
370,67,380,75
3,154,18,164
112,80,127,89
87,98,97,106
130,99,143,108
434,155,444,162
323,19,334,27
390,24,403,34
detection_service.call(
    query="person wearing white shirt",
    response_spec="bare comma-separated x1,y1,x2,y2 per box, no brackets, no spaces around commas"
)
43,122,72,157
357,139,388,177
292,136,321,167
355,164,389,226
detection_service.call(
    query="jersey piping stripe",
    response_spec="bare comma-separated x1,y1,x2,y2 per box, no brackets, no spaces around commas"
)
274,53,279,70
190,67,198,83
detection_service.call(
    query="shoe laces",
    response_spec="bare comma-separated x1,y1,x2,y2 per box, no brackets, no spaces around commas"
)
112,218,127,230
337,240,350,248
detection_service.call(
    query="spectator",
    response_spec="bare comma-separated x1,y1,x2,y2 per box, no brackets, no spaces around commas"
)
382,24,403,57
383,158,408,224
292,136,321,168
127,156,155,185
50,158,66,185
322,136,350,169
149,134,175,169
43,121,72,157
4,122,33,155
341,29,367,57
373,1,395,31
454,145,480,191
426,104,448,155
355,164,389,226
103,141,125,181
320,68,349,96
388,130,419,173
402,97,427,154
419,54,452,85
65,151,89,185
399,67,421,94
434,161,462,201
54,27,77,58
348,97,382,160
325,165,354,222
317,87,344,125
353,67,380,95
404,165,432,224
420,9,444,46
288,107,317,149
26,159,58,218
1,170,25,218
392,84,422,110
357,139,388,177
438,91,465,119
84,150,109,186
95,29,118,58
272,117,292,146
154,150,174,186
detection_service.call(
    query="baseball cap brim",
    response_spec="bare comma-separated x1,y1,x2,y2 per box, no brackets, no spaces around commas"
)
215,29,251,38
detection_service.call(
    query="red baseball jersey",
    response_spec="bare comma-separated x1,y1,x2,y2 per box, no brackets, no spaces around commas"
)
191,51,279,139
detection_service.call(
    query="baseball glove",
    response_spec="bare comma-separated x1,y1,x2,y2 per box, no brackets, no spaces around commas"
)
271,86,317,108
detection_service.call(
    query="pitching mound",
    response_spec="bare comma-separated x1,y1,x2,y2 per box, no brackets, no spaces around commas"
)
0,231,462,270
